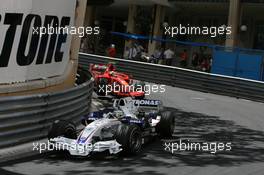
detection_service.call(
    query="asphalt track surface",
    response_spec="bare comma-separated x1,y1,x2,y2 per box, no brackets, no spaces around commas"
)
1,85,264,175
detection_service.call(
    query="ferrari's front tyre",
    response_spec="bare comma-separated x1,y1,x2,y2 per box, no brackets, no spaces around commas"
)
115,124,142,155
156,111,175,138
48,120,77,140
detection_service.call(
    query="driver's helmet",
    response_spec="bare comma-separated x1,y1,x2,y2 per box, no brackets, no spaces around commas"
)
107,63,115,71
113,110,123,118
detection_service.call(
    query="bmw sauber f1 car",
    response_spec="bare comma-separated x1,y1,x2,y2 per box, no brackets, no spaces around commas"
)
48,98,175,156
90,63,145,99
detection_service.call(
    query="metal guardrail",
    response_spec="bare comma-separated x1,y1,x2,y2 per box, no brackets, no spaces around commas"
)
0,76,94,149
79,53,264,103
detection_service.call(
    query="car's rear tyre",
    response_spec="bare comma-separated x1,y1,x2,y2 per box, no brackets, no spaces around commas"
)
48,120,77,140
156,111,175,138
115,124,142,155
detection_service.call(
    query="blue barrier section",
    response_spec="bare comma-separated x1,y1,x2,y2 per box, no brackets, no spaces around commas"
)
212,47,264,81
212,50,237,76
237,54,263,80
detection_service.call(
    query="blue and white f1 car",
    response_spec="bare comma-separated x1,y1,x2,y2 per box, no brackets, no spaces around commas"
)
47,98,175,156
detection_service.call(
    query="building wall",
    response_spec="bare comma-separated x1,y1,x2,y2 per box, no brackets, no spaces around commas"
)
82,0,264,58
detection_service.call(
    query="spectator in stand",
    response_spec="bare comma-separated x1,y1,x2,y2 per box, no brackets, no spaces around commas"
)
157,47,165,65
208,55,213,72
180,49,188,67
134,43,144,61
164,47,175,66
107,44,116,58
198,51,205,66
123,46,129,59
152,47,161,64
160,48,165,64
201,58,210,72
191,52,199,68
135,43,144,54
128,44,137,60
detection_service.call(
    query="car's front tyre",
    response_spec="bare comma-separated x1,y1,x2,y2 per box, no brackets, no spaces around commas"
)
48,120,77,140
115,124,142,155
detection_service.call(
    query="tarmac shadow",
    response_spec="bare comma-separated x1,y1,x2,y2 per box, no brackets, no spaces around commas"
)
3,106,264,175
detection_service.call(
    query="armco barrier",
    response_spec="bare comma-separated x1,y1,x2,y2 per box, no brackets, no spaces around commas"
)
79,53,264,103
0,78,94,149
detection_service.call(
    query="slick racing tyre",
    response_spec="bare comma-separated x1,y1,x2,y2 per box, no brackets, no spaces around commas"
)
115,124,142,155
156,111,175,138
48,120,77,140
97,78,108,96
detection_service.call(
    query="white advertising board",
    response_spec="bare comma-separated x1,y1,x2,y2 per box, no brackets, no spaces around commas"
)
0,0,76,83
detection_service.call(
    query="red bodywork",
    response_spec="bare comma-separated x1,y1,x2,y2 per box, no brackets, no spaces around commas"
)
90,64,145,98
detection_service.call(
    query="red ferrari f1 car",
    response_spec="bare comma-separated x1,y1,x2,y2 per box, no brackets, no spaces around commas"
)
90,63,145,99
